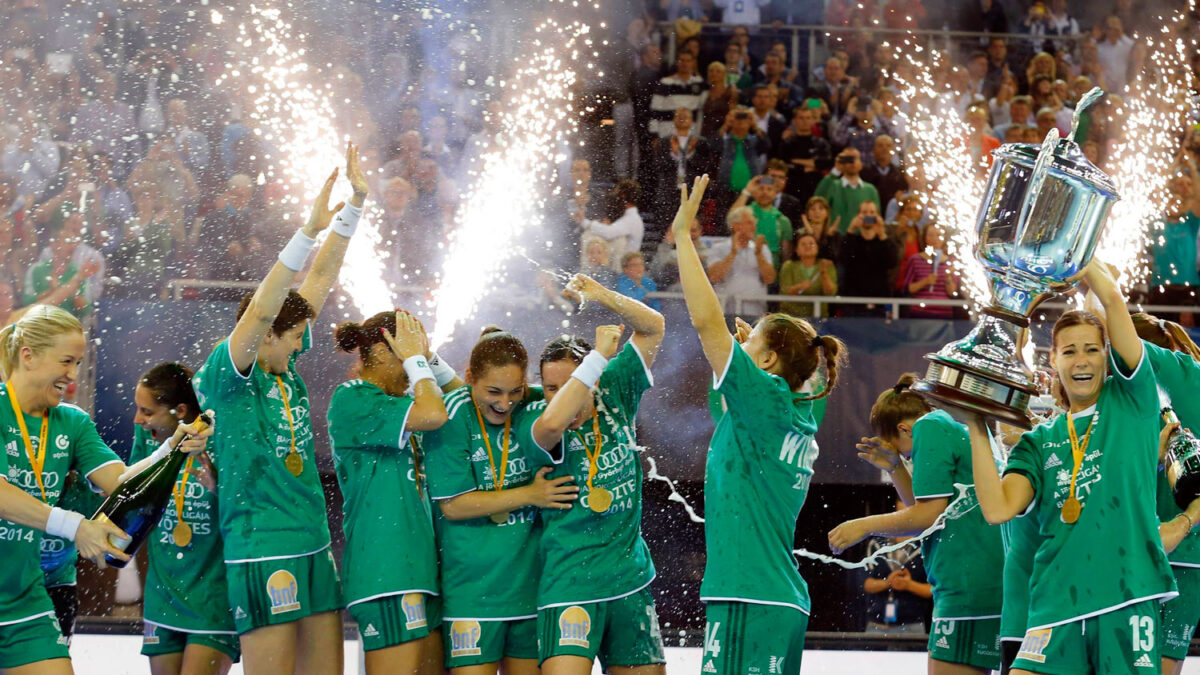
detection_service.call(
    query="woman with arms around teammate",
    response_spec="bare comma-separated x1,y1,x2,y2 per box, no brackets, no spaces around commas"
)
828,376,1004,674
192,142,369,675
0,305,208,675
966,261,1177,675
672,174,847,674
131,363,238,675
328,310,451,675
519,273,667,675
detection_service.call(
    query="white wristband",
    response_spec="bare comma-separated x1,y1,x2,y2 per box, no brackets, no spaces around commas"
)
46,507,85,541
118,438,173,483
277,230,317,271
331,202,363,238
428,351,457,388
403,355,436,387
570,350,608,389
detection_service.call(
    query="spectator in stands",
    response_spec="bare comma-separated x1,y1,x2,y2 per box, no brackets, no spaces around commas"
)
165,98,211,176
632,43,665,167
2,109,59,203
0,180,31,295
983,38,1012,100
964,104,1002,173
838,200,894,314
751,53,802,115
701,61,738,141
780,230,837,318
748,85,787,150
815,147,881,233
835,96,896,160
888,192,926,272
966,51,989,101
25,212,102,318
580,236,618,287
763,159,805,232
707,206,775,316
120,47,187,147
70,70,137,175
722,41,753,90
900,223,958,319
191,173,256,280
714,0,772,30
584,179,643,270
860,512,932,634
615,251,662,311
728,174,793,271
1026,0,1080,52
988,75,1017,128
778,105,832,204
991,95,1034,140
110,182,182,299
652,108,708,212
959,0,1008,35
808,56,857,124
882,0,927,30
1034,106,1060,141
661,0,707,21
87,152,133,253
649,51,706,138
1148,161,1200,321
1095,15,1134,93
802,195,841,262
861,135,908,211
1078,40,1109,92
716,106,769,209
651,215,710,291
127,138,199,224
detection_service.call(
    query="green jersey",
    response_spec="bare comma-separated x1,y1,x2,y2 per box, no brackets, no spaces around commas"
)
1004,350,1176,629
1144,341,1200,566
423,386,542,620
909,410,1004,619
518,342,656,607
328,380,438,607
129,426,234,633
999,512,1040,639
700,341,819,613
41,471,105,588
0,392,121,623
193,326,332,561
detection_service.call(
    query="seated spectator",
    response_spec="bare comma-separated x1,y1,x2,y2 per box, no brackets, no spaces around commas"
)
615,251,662,311
650,216,711,291
900,223,959,319
1148,166,1200,320
807,56,857,123
715,106,769,210
648,51,706,138
801,196,841,262
580,236,618,288
861,134,908,211
780,230,837,318
165,98,212,176
25,213,102,318
991,95,1035,141
701,61,738,141
728,174,793,271
707,206,776,316
833,96,896,163
838,200,894,314
747,85,787,150
1034,106,1060,141
778,105,832,204
583,179,643,270
815,147,881,233
861,510,932,633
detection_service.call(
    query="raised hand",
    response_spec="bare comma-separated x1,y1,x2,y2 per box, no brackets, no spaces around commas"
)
672,174,710,240
383,310,429,361
563,273,607,306
594,324,624,359
345,141,369,205
856,436,901,472
733,317,753,344
302,168,344,238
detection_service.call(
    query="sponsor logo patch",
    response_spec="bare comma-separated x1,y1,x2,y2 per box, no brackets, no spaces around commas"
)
1017,628,1053,664
402,593,427,630
558,606,591,648
449,620,482,657
266,569,301,615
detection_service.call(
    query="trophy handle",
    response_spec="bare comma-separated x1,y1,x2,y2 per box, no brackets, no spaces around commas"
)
1071,87,1105,142
1004,128,1061,288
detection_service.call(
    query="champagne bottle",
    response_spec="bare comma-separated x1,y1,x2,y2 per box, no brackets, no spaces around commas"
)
92,414,212,568
1163,407,1200,511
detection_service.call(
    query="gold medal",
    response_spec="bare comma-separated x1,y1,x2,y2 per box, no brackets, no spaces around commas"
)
1061,409,1096,526
588,486,613,513
473,399,513,520
490,511,510,524
173,522,193,547
285,451,303,476
1061,496,1081,524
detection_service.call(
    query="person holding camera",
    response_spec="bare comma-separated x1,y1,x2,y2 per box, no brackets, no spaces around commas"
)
838,201,894,316
728,174,793,272
716,106,770,217
814,147,881,234
833,95,895,161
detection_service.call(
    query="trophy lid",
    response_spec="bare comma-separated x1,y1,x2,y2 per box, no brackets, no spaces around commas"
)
992,140,1118,198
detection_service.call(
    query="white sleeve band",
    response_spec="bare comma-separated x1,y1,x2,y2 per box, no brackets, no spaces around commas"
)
428,351,457,387
277,230,317,271
118,438,173,484
403,355,436,387
570,350,608,389
330,202,363,238
46,507,85,541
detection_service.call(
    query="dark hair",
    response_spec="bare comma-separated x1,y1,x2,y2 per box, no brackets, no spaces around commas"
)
1132,312,1200,362
1050,310,1107,408
869,373,932,438
539,335,593,374
766,158,789,173
469,326,528,379
237,289,315,336
755,314,846,398
139,362,201,422
613,179,640,205
335,310,401,367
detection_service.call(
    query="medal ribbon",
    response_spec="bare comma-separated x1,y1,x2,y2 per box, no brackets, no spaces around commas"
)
409,435,423,497
173,455,194,528
6,382,49,502
1064,410,1097,512
472,399,510,491
274,376,299,464
581,409,603,494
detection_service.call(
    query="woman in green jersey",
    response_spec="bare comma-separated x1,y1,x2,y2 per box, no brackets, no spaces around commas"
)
829,374,1005,674
523,273,667,675
673,174,847,675
0,305,209,674
130,362,238,675
424,323,603,675
328,310,450,675
191,142,368,674
967,262,1177,675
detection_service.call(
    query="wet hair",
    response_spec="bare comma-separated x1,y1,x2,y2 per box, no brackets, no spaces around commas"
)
139,362,200,422
236,289,316,337
335,310,401,367
539,335,593,373
0,305,83,379
469,326,528,379
1050,310,1107,408
869,373,932,438
755,313,846,399
1132,312,1200,362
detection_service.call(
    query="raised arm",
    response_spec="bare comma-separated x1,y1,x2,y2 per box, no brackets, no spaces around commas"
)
1082,259,1142,370
530,325,623,449
674,175,736,375
229,168,343,373
565,274,666,365
297,141,369,317
381,311,448,432
965,413,1033,524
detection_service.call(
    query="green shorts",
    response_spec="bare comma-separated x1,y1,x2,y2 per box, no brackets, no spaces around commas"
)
443,617,537,667
141,622,241,662
225,548,343,635
1012,600,1160,675
928,617,1001,670
0,612,69,669
702,601,807,675
538,588,666,667
349,593,442,652
1162,566,1200,661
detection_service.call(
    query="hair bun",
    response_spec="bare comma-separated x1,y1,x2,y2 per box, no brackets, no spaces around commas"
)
893,372,919,395
334,322,363,353
479,325,505,338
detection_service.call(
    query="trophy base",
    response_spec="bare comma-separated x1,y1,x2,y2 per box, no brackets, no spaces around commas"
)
912,358,1036,430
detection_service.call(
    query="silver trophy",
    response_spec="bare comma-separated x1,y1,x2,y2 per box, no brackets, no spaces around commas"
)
913,89,1119,429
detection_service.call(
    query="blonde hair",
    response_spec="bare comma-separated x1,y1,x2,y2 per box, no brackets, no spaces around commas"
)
0,305,83,379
